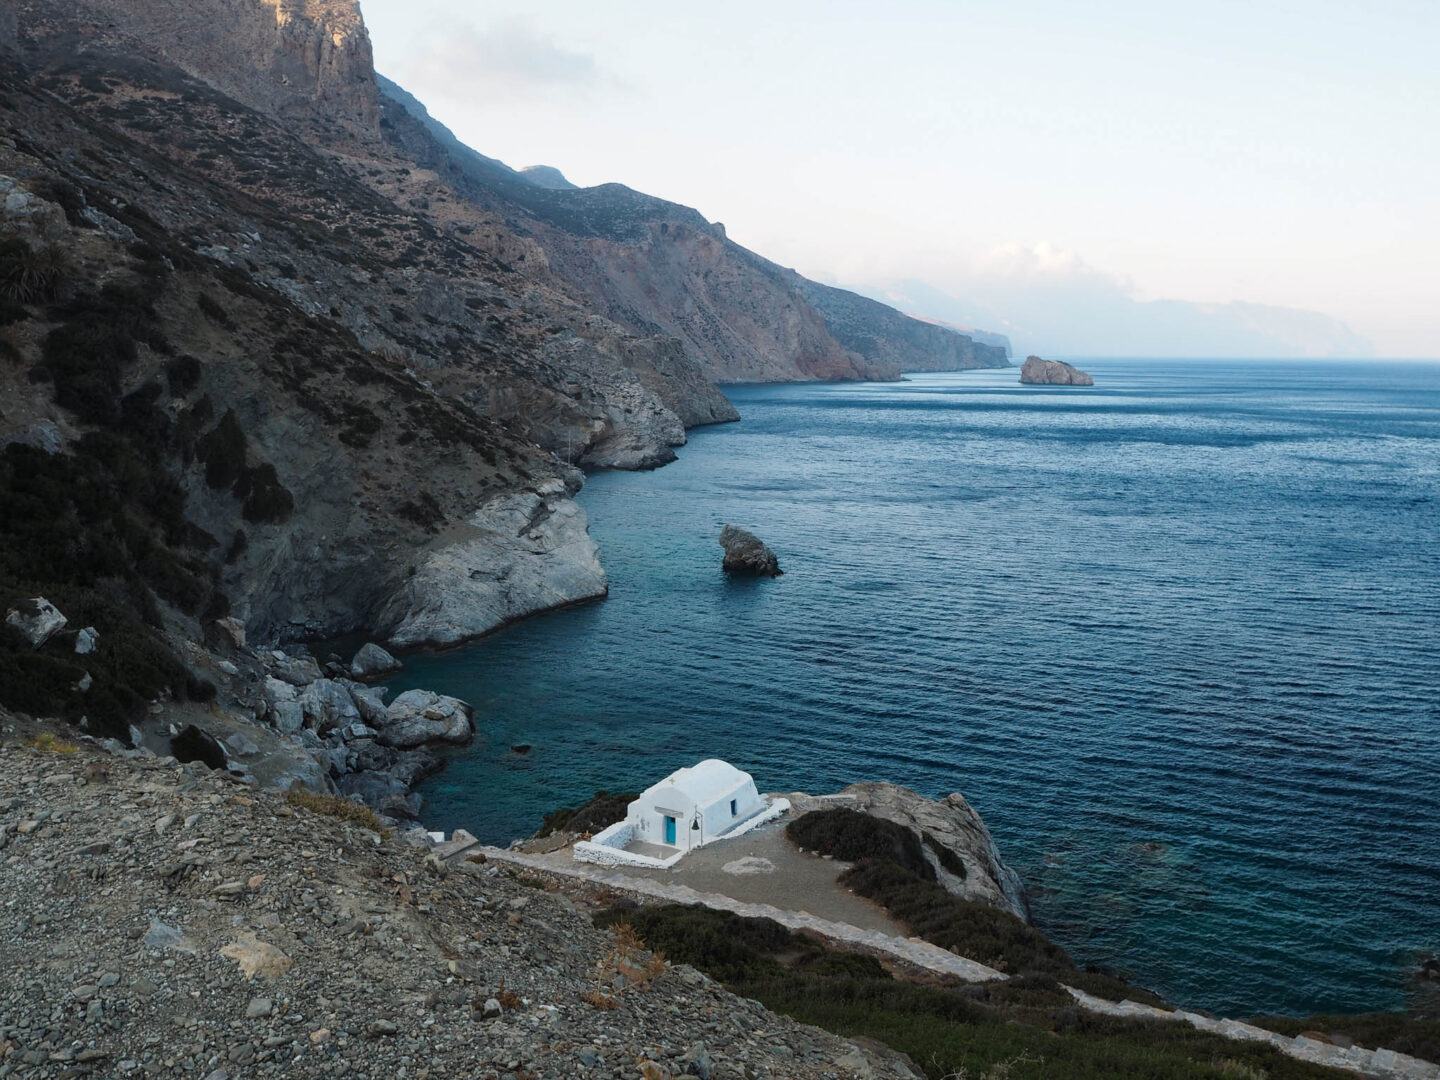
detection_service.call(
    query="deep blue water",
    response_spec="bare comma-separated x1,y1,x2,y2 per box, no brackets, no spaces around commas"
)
395,359,1440,1018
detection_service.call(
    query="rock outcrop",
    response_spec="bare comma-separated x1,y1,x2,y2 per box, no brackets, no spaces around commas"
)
349,642,401,680
785,782,1030,921
3,598,66,648
377,480,609,649
378,689,473,749
1019,355,1094,386
719,525,783,577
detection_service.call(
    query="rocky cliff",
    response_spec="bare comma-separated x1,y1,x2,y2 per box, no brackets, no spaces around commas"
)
371,75,1008,385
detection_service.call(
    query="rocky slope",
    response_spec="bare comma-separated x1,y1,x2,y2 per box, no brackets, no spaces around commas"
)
785,783,1031,921
371,75,1007,385
0,724,920,1080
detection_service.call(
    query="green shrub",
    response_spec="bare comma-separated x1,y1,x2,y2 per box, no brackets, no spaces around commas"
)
924,831,968,878
787,807,935,880
236,463,293,524
592,905,1345,1080
536,790,639,838
0,238,71,303
196,291,234,330
841,858,1070,975
195,409,247,489
165,355,202,394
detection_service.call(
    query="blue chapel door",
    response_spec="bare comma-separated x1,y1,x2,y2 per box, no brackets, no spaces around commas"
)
664,816,676,845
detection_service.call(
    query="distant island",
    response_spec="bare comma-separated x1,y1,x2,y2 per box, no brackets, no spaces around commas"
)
1020,355,1095,386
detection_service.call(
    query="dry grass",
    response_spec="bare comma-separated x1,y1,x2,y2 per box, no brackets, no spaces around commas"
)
284,788,386,832
21,732,81,754
583,920,668,1009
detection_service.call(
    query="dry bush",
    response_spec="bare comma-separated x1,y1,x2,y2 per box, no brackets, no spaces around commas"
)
21,732,80,753
284,788,385,832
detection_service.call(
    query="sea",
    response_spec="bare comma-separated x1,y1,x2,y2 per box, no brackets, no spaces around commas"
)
388,359,1440,1018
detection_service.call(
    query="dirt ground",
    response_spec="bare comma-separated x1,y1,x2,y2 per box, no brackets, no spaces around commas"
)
527,815,908,937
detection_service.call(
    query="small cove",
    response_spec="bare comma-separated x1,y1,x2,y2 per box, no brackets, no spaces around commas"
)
388,359,1440,1017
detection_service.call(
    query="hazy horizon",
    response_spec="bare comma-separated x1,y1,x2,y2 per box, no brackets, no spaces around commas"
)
361,0,1440,359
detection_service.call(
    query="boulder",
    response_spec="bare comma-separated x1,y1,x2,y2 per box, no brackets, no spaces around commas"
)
1,420,63,455
378,689,474,749
1018,355,1094,386
344,681,389,727
271,700,304,734
74,626,99,655
718,525,782,577
350,642,402,679
4,597,67,648
213,616,247,649
225,732,261,758
335,771,422,819
170,725,228,771
298,678,361,733
270,653,322,686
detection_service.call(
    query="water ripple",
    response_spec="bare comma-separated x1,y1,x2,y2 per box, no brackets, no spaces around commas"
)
401,360,1440,1018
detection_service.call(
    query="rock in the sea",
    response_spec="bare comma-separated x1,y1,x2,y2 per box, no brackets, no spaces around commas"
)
378,689,474,749
378,479,608,649
4,597,67,648
170,725,229,771
718,525,782,577
1019,355,1094,386
350,642,401,679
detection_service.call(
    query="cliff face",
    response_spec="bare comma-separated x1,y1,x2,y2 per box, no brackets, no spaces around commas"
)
0,1,705,661
45,0,380,128
372,77,1009,385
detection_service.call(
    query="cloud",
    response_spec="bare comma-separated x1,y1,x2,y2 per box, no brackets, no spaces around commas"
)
394,18,610,101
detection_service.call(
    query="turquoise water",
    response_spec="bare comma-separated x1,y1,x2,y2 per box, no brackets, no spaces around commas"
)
394,359,1440,1017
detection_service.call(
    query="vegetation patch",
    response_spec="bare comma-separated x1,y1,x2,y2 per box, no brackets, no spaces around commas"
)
284,788,386,832
0,237,71,304
594,905,1351,1080
20,732,80,754
786,806,935,880
535,790,639,838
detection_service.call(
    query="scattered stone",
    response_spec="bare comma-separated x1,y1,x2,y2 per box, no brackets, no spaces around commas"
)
5,597,67,647
143,919,191,952
244,997,273,1019
367,1019,398,1037
718,525,782,577
74,626,99,654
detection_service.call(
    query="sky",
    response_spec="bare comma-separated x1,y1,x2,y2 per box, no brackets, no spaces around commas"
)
360,1,1440,357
